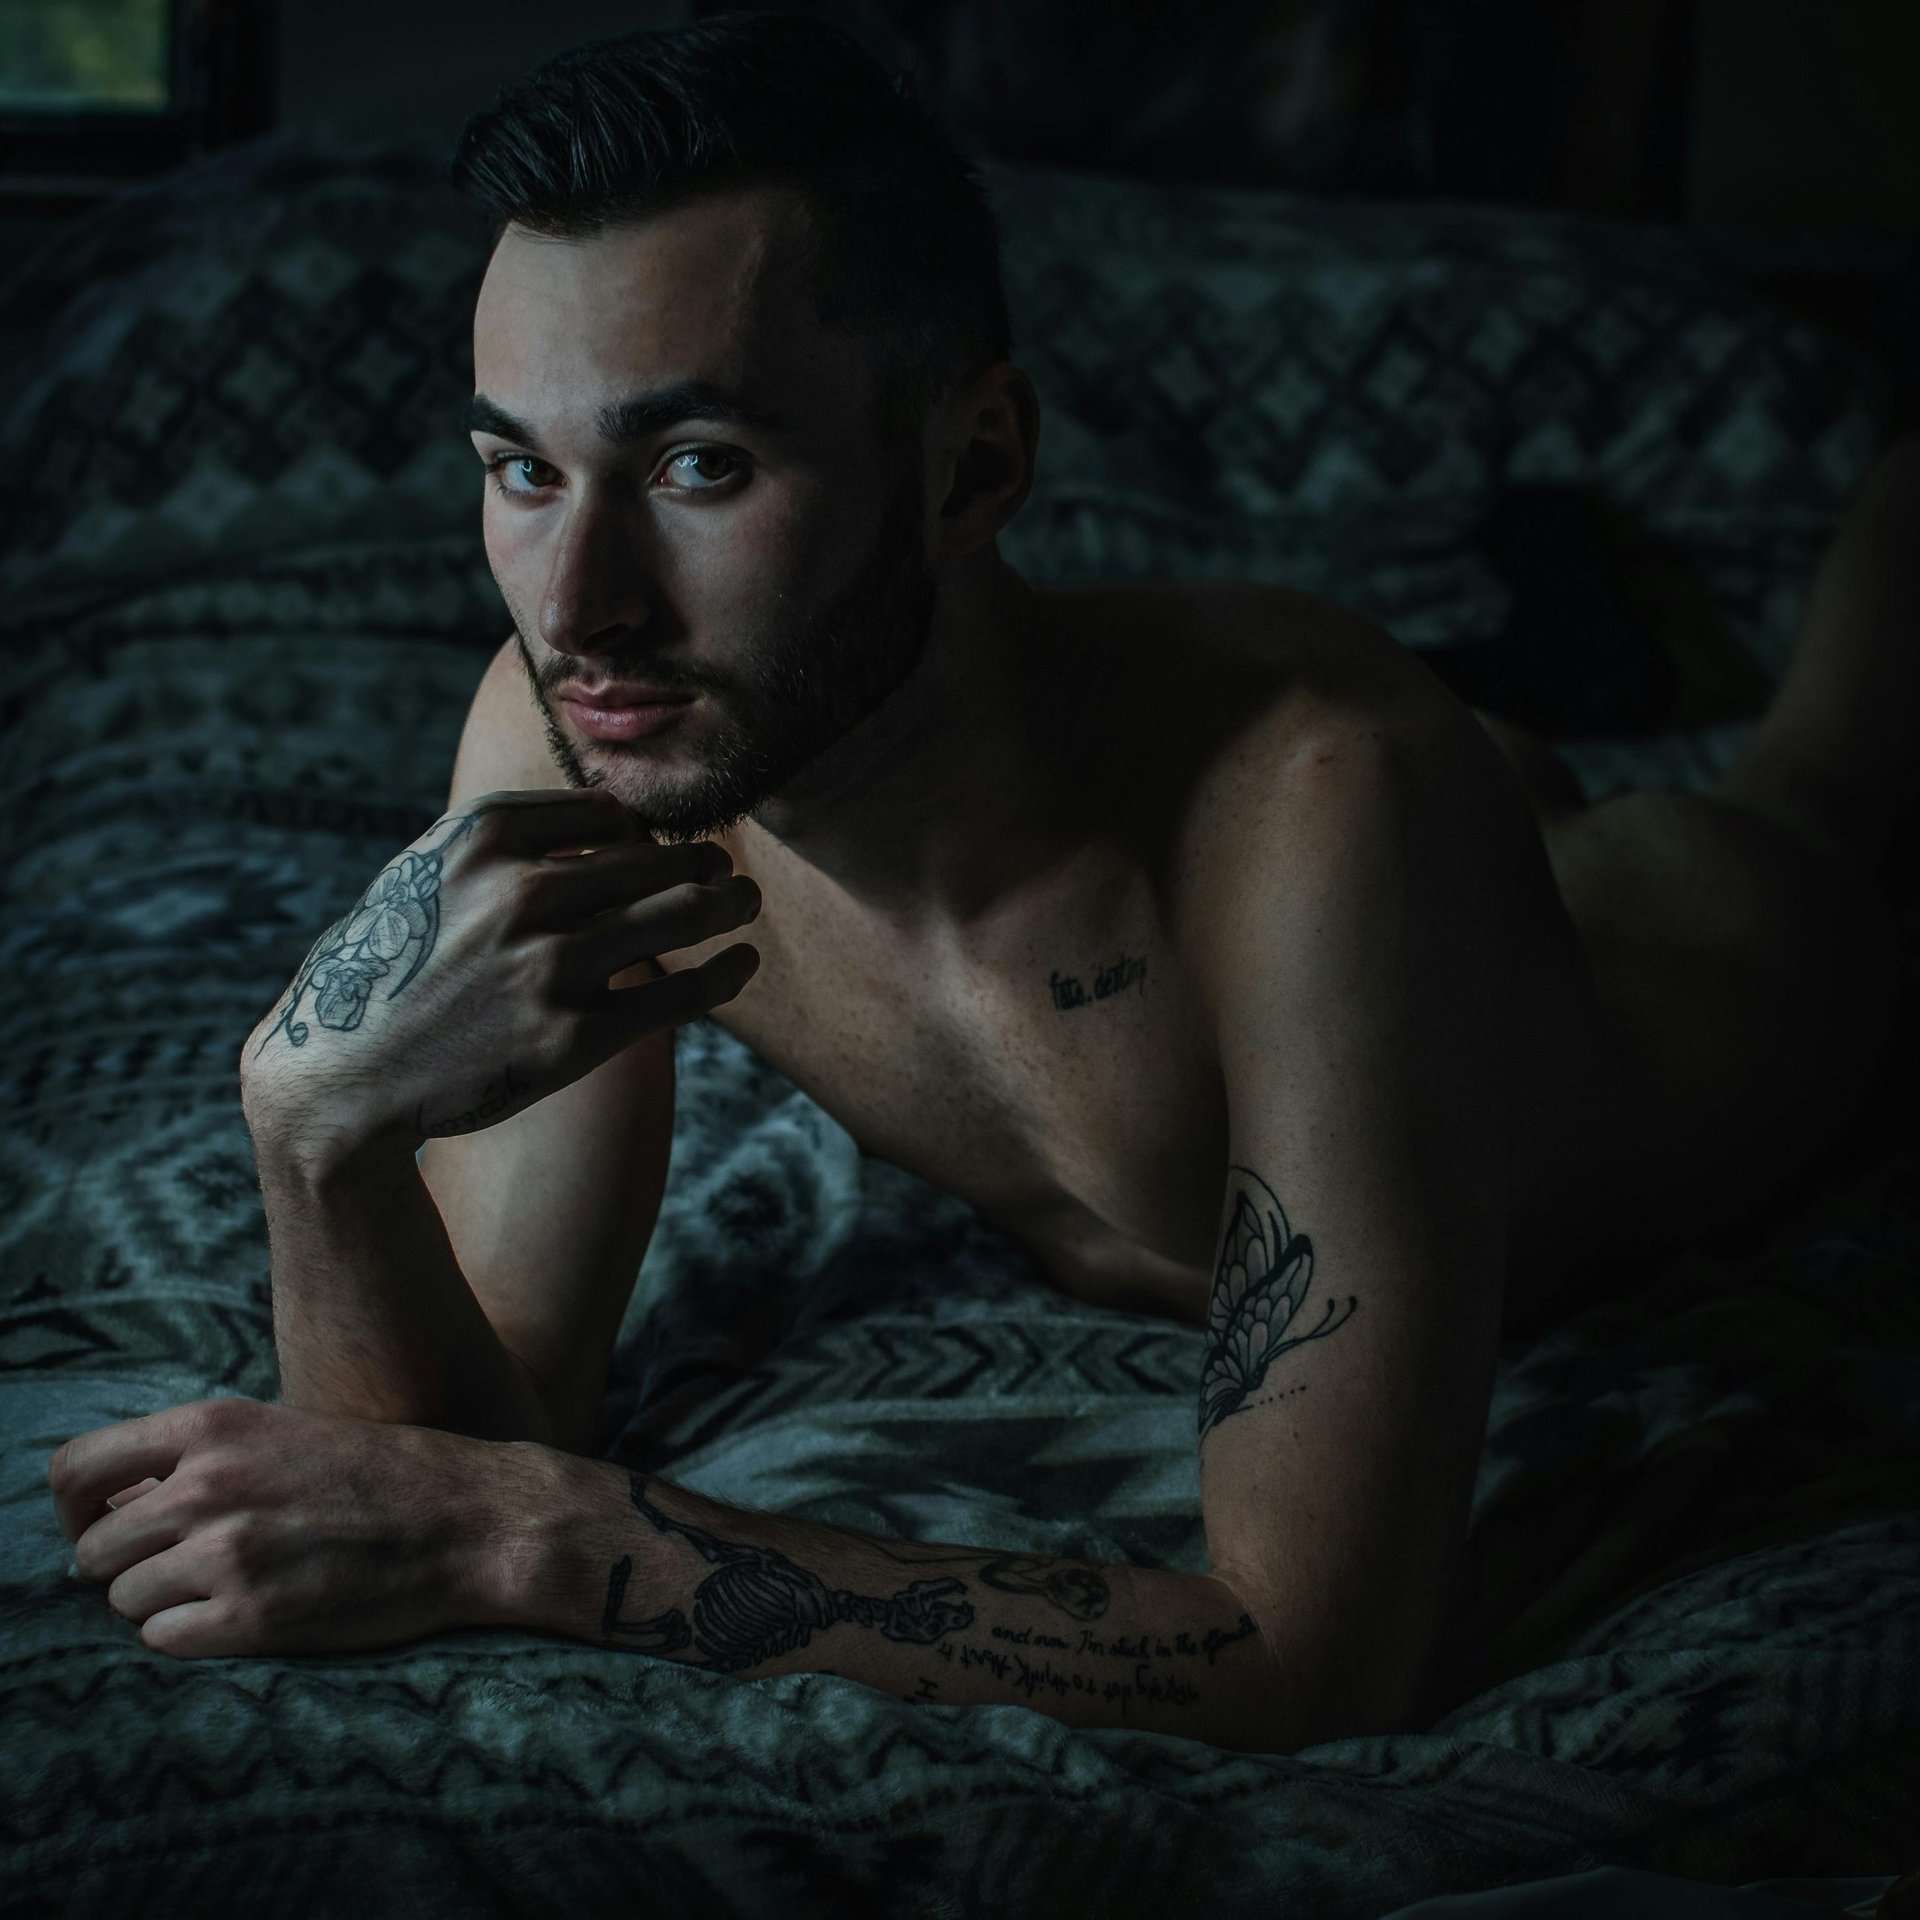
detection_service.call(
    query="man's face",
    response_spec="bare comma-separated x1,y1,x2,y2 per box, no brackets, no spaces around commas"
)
470,187,939,841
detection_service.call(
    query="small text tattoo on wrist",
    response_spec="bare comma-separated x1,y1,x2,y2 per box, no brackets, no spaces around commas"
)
415,1062,527,1138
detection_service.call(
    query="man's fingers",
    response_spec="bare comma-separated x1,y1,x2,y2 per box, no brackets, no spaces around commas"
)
589,942,762,1038
101,1538,212,1626
568,875,762,980
75,1487,188,1588
529,838,733,922
140,1597,235,1660
461,788,646,857
47,1412,193,1544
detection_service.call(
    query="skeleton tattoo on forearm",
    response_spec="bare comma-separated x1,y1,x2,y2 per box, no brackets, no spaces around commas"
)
597,1479,1268,1719
601,1478,976,1672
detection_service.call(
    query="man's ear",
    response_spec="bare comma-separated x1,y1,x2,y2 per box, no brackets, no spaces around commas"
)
934,364,1039,557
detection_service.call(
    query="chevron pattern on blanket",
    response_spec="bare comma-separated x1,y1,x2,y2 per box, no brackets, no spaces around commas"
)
3,136,1917,1915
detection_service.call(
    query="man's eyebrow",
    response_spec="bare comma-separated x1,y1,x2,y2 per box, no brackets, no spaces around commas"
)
466,395,542,445
466,384,792,449
598,382,793,441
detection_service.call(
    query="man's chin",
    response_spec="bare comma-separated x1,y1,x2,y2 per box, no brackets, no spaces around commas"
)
570,756,758,843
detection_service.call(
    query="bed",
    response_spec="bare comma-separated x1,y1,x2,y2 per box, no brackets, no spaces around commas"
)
1,134,1915,1917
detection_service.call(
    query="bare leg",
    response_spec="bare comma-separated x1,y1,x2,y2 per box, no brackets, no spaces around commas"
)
1477,438,1918,1252
1714,438,1920,876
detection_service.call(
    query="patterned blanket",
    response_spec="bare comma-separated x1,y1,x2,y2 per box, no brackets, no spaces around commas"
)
1,138,1915,1917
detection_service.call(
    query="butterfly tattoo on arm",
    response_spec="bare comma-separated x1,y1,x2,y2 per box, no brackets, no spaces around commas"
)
1198,1165,1358,1443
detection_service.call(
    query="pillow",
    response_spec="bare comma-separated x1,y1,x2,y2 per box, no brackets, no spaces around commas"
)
988,160,1884,655
0,136,496,641
0,136,1883,675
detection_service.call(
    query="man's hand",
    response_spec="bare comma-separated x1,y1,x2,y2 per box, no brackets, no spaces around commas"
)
48,1399,539,1658
239,788,761,1168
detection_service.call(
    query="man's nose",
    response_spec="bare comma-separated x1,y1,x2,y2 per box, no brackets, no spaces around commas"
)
539,495,653,655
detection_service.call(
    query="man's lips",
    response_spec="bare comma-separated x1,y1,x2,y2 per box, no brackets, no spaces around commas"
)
556,687,698,743
555,685,695,709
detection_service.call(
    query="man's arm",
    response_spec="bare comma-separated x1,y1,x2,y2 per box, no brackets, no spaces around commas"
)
1181,701,1525,1734
487,1449,1298,1747
464,708,1527,1752
246,639,691,1451
250,1132,566,1446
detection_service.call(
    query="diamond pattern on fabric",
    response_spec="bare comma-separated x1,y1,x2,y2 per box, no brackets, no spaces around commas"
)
0,136,1914,1914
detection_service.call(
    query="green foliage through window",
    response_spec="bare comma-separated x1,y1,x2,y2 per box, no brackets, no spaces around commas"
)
0,0,171,112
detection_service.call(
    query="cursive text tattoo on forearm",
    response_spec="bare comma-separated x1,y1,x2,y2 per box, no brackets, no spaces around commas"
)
1197,1164,1357,1443
601,1477,975,1672
595,1481,1270,1724
862,1541,1110,1621
253,811,478,1058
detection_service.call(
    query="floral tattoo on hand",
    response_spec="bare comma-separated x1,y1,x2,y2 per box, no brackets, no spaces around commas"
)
254,814,476,1055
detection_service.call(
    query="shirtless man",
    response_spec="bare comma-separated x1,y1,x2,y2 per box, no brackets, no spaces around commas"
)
49,17,1916,1755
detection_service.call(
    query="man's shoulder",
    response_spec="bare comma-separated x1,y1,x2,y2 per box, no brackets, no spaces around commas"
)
1128,580,1456,861
1050,573,1446,817
1165,687,1431,990
1137,588,1530,1008
1059,575,1452,768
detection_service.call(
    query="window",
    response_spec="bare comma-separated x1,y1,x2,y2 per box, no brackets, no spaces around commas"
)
0,0,172,109
0,0,272,213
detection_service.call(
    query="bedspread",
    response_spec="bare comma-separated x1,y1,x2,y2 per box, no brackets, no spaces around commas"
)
1,136,1916,1917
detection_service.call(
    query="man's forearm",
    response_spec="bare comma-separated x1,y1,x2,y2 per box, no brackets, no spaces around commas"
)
491,1452,1320,1753
249,1126,560,1447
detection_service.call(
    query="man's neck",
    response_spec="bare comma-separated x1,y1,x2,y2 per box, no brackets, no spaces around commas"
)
741,554,1103,937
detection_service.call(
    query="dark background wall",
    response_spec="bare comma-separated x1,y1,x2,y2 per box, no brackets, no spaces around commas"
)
263,0,1917,233
272,0,692,142
3,1,1913,273
6,1,1915,228
1688,0,1919,232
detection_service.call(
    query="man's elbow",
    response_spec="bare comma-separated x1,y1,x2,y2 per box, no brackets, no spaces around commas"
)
1224,1592,1434,1753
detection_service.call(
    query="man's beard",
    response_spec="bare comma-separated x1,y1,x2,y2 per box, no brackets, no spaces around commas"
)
509,473,939,843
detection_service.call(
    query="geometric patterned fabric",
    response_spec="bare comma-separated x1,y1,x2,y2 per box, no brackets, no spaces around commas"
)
1,138,1885,667
2,135,1915,1914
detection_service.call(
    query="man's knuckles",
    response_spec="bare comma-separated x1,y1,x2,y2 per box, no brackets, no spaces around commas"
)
490,841,733,936
460,786,641,852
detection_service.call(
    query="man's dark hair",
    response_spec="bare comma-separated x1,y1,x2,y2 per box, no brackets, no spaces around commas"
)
451,11,1012,440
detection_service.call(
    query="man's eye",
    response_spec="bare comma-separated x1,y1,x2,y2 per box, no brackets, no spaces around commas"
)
661,448,746,492
488,455,558,498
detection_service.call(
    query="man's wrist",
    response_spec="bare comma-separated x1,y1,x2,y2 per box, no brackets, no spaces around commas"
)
242,1095,422,1192
472,1443,619,1634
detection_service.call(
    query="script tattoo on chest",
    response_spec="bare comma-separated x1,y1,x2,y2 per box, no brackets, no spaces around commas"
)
1198,1164,1358,1443
1048,949,1148,1011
